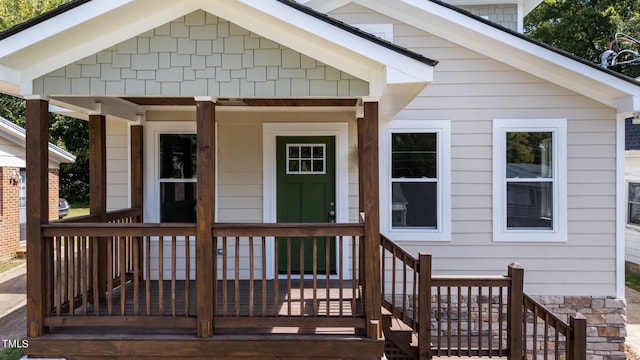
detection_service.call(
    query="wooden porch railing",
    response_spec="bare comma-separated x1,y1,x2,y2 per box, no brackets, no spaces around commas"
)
37,210,587,360
380,235,587,360
211,223,365,331
40,211,368,334
42,210,197,329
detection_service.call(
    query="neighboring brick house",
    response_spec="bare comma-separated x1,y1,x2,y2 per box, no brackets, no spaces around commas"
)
0,116,75,263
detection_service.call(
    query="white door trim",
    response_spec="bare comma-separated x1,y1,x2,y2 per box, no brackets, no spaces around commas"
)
263,122,350,279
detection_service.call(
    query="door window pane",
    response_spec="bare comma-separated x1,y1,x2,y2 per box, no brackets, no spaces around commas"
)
286,144,325,174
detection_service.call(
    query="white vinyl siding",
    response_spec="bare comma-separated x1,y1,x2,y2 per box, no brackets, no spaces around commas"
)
328,4,617,296
106,119,130,211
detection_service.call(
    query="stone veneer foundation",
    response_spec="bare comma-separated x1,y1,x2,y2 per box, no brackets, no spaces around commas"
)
529,295,626,360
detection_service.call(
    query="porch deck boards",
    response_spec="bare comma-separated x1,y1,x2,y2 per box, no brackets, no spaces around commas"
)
50,278,360,319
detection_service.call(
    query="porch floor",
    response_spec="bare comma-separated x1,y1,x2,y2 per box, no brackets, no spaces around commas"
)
47,278,362,327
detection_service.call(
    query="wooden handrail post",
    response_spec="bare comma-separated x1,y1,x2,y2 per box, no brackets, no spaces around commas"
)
418,253,432,360
507,263,524,360
568,314,587,360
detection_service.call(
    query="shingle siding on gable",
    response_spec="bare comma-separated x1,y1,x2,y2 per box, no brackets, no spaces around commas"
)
626,117,640,150
458,4,518,32
32,10,368,98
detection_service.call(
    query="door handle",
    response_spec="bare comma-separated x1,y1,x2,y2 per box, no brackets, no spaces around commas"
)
328,210,336,223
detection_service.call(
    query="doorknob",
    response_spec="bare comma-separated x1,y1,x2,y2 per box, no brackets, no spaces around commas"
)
328,210,336,223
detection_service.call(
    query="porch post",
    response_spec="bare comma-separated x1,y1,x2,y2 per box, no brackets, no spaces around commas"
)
361,99,382,338
356,116,366,290
25,97,50,337
89,115,107,216
195,97,216,337
89,115,108,297
130,125,144,217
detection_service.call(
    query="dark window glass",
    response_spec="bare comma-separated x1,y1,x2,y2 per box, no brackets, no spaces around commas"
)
392,182,437,228
160,182,196,223
160,134,197,179
392,133,436,178
506,182,552,229
629,183,640,225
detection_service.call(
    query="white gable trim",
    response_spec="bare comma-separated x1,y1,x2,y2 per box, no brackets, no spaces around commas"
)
354,0,640,113
0,0,433,103
0,117,76,165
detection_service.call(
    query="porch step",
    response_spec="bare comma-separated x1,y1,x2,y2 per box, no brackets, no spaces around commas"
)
381,307,419,359
26,332,385,360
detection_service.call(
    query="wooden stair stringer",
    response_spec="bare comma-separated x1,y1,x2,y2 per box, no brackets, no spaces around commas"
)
381,307,419,359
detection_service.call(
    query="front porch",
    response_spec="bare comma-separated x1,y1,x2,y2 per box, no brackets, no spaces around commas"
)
22,97,587,359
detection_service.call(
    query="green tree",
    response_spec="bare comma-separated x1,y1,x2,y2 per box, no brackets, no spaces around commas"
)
0,0,71,29
524,0,640,77
0,0,88,202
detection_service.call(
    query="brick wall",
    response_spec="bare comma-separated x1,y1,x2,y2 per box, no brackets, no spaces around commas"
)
48,169,59,222
0,167,61,264
0,167,20,263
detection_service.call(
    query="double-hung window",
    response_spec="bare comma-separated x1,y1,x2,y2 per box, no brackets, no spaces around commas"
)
381,120,451,241
159,134,197,223
493,119,567,242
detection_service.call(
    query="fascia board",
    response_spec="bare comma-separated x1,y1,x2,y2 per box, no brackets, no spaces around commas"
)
0,0,134,58
0,65,20,95
5,0,198,81
300,0,352,13
364,0,640,111
0,119,74,163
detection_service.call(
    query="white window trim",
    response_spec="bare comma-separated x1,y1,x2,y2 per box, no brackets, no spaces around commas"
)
492,119,567,242
380,120,451,242
144,121,211,223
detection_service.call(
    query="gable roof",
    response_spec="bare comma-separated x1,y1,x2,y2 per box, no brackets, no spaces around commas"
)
0,0,638,116
349,0,640,113
0,0,438,120
0,116,76,165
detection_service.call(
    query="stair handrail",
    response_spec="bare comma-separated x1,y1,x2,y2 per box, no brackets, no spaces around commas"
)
380,235,431,359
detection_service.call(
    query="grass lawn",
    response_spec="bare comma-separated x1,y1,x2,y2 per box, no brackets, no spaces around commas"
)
67,200,89,218
0,347,23,360
627,272,640,293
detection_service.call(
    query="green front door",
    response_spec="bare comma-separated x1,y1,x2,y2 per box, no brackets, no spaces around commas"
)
276,136,336,275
